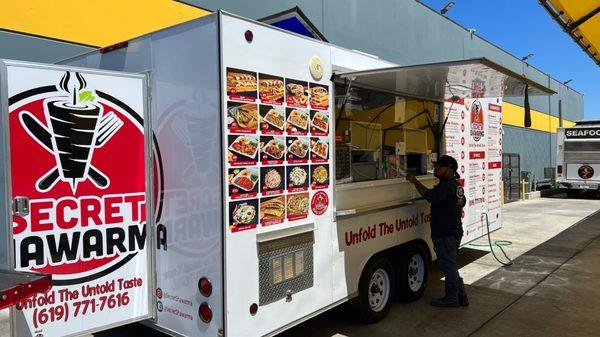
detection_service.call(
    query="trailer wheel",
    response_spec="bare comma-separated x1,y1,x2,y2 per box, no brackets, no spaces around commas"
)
396,244,428,302
350,255,395,323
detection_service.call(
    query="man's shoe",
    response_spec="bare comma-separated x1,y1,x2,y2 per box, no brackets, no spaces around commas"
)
459,296,469,307
429,298,460,308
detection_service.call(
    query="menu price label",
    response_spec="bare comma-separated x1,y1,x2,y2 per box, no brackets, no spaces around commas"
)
287,137,309,164
260,105,285,135
309,83,330,110
229,199,259,232
227,101,258,134
228,167,259,200
259,73,285,105
310,164,330,190
260,195,285,226
285,78,308,108
310,137,329,163
228,135,258,166
286,192,309,221
310,110,329,136
286,108,309,136
227,67,257,102
261,166,285,196
287,165,310,192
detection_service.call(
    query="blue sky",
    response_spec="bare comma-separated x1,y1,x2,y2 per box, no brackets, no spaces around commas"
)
420,0,600,119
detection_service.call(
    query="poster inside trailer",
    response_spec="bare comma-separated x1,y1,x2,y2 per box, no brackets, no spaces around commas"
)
444,97,503,243
4,63,151,337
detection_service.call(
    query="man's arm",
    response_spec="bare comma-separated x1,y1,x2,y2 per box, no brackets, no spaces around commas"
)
406,172,430,197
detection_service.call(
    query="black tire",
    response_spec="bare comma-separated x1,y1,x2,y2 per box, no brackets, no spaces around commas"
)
350,255,395,324
566,189,580,198
396,244,428,302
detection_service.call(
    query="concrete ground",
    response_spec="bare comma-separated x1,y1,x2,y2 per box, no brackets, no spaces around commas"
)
1,195,598,337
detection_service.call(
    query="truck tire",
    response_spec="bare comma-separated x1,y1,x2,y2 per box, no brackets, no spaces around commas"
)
350,255,395,323
396,244,428,302
566,189,580,198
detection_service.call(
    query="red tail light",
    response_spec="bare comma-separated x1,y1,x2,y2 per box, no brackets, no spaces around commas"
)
249,303,258,315
198,277,212,297
199,302,213,323
557,165,563,174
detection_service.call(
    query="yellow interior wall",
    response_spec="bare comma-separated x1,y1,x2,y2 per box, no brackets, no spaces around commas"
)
335,99,436,151
0,0,209,47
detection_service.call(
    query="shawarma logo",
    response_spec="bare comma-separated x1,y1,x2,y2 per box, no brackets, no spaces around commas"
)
470,100,484,142
20,72,124,193
578,164,594,180
10,71,147,285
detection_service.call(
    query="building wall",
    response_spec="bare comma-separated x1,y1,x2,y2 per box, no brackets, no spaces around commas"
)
503,126,556,180
178,0,583,180
0,0,586,181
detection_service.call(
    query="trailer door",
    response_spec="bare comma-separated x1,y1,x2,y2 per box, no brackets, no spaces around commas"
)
0,60,153,337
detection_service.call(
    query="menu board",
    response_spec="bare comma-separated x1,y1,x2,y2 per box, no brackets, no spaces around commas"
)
225,67,331,233
444,97,503,243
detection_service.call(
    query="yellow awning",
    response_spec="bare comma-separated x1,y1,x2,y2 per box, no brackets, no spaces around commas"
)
0,0,210,47
542,0,600,65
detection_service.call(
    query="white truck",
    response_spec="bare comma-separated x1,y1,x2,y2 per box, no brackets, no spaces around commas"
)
556,120,600,196
0,11,552,337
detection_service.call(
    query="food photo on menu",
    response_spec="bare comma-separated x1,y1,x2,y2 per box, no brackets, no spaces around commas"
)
311,164,329,189
287,136,309,163
285,78,309,108
286,108,309,135
287,165,309,192
229,198,259,232
258,73,285,105
260,105,285,134
227,67,257,101
286,192,309,221
227,101,258,133
310,110,329,136
261,166,285,195
309,83,329,109
260,135,286,164
260,195,286,226
228,135,259,166
228,167,259,199
310,137,329,163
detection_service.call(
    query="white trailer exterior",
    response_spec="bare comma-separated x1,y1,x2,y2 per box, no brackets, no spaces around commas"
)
556,121,600,194
0,11,553,337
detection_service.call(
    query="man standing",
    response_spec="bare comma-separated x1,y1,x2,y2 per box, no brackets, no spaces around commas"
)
406,155,468,308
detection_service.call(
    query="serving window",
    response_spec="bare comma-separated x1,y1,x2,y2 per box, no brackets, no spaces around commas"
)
334,86,437,183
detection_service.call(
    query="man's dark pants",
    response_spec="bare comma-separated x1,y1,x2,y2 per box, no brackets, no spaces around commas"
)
433,236,467,302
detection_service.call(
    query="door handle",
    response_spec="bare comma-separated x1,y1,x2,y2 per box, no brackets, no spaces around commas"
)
12,196,30,217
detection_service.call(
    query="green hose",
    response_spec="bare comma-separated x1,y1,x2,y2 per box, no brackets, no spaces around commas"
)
469,212,513,266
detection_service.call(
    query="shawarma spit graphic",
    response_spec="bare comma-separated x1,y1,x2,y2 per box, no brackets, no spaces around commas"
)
19,71,124,192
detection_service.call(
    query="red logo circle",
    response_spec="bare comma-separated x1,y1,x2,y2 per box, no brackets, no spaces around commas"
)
156,288,163,299
311,191,329,216
10,71,149,285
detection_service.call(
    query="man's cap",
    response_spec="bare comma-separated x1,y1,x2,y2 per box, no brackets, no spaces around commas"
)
435,155,459,172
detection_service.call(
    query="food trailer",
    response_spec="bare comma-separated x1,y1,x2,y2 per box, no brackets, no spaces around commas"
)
556,120,600,196
0,11,553,337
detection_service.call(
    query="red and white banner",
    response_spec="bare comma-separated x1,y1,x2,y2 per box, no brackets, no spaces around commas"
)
6,64,150,337
444,97,503,243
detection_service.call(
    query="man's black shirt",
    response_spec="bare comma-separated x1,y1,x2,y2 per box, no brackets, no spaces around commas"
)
423,178,466,239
